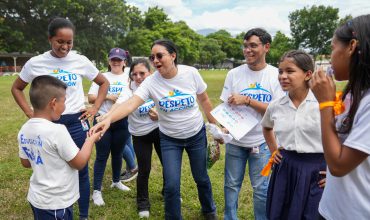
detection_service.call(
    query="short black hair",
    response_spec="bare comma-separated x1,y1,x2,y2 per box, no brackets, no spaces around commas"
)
48,17,75,38
151,39,179,65
244,28,272,44
279,50,314,73
29,75,67,110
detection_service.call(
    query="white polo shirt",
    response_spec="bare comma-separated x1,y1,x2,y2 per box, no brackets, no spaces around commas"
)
261,90,323,153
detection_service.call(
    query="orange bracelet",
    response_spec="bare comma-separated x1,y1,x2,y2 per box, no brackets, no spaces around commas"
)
319,101,336,110
319,92,345,115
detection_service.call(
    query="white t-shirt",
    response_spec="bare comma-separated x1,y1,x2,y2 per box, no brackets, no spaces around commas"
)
18,118,80,210
220,64,285,147
20,51,99,115
319,90,370,220
261,90,323,153
88,71,130,115
118,82,158,136
134,65,207,139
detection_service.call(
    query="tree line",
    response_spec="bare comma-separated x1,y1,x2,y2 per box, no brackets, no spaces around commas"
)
0,1,351,68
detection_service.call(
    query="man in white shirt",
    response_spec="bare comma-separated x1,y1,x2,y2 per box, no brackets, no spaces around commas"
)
220,28,284,220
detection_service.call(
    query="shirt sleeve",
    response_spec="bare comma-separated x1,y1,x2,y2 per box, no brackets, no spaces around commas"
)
88,81,99,95
343,102,370,155
134,75,152,101
56,125,80,162
192,69,207,94
220,71,233,102
19,60,35,83
81,55,99,81
261,102,274,128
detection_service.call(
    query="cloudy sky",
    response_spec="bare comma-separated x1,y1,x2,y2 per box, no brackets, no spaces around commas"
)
127,0,370,36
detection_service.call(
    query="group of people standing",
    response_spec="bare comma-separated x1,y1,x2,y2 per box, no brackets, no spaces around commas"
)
14,14,370,220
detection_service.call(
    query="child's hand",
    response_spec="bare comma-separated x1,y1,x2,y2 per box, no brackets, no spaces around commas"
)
273,150,282,164
86,130,103,142
107,94,119,103
318,171,326,188
89,117,111,137
148,107,158,121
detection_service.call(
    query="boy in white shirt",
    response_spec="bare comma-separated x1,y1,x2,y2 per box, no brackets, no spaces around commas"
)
18,75,102,220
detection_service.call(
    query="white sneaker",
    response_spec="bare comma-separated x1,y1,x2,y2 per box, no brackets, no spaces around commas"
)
139,211,150,218
92,190,105,206
110,181,130,191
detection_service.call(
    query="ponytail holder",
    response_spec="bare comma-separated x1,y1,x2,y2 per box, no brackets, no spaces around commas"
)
319,92,345,115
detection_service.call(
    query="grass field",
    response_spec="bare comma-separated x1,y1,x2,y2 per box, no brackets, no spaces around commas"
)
0,70,256,220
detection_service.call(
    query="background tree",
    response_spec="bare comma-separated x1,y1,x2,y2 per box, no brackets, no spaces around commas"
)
289,5,339,58
199,38,226,67
267,31,295,66
207,30,243,60
0,0,130,67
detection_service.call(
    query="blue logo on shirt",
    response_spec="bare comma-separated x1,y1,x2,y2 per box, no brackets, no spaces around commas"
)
138,99,155,116
240,82,272,103
158,89,195,112
20,134,44,165
51,68,78,87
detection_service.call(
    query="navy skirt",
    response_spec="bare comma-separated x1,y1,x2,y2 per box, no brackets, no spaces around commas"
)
266,150,326,220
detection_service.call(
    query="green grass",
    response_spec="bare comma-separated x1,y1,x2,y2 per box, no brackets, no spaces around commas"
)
0,70,255,220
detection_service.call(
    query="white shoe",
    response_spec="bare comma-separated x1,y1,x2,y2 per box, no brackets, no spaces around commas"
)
110,181,130,191
92,190,105,206
139,211,150,218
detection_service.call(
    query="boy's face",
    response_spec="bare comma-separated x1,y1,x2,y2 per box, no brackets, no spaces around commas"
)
51,91,66,120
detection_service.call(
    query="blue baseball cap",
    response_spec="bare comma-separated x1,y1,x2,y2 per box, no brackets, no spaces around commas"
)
108,48,127,60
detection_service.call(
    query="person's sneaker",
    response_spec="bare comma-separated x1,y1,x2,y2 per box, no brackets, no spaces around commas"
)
92,190,105,206
110,181,130,191
120,167,138,182
138,210,150,218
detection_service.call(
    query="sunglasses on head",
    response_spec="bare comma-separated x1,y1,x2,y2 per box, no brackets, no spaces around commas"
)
149,53,169,62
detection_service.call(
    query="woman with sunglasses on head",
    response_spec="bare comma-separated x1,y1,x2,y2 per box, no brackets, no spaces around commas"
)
310,15,370,220
88,48,132,207
90,39,220,220
113,58,163,218
11,17,109,220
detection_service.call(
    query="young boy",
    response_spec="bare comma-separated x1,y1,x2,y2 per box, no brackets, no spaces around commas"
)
18,75,102,219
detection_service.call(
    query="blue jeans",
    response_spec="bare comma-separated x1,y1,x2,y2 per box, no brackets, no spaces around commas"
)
122,137,137,170
93,117,130,190
54,112,90,219
160,126,216,220
224,143,270,220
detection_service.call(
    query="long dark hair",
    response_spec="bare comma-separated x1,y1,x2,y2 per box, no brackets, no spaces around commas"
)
336,14,370,133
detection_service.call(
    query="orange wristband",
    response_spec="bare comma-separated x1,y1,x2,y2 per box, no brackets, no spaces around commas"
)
319,101,336,110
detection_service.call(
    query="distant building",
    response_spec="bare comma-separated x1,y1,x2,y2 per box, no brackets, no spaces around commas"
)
0,52,37,76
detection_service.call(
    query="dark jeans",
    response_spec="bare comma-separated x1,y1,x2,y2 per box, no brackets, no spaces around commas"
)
159,125,216,220
30,203,73,220
132,128,163,212
54,112,89,219
93,117,130,190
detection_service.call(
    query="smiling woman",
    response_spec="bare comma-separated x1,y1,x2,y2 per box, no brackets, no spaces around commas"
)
10,17,109,219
